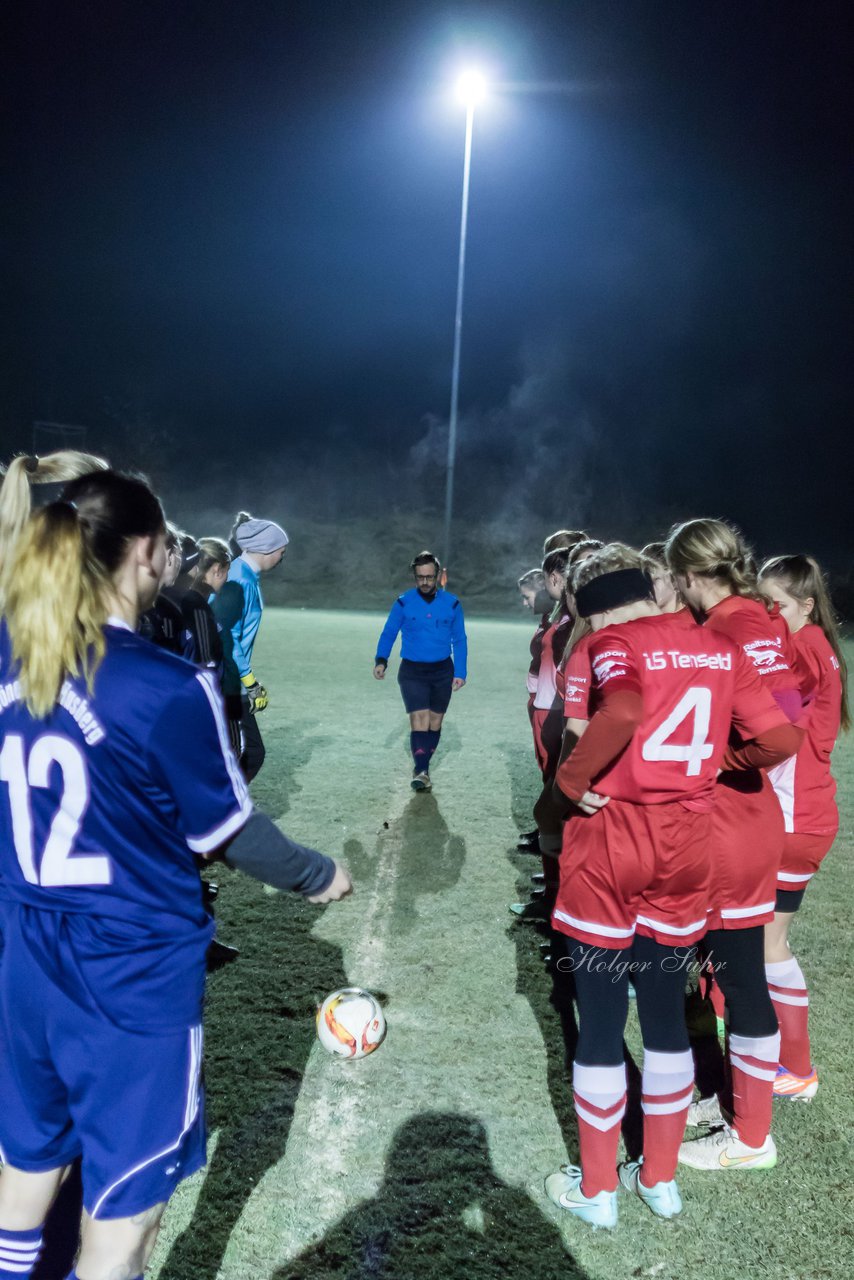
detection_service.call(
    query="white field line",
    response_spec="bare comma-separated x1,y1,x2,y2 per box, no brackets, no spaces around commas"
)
220,787,408,1276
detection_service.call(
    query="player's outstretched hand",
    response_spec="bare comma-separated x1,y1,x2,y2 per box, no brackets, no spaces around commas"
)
307,861,353,904
452,677,466,691
574,790,610,817
373,664,386,680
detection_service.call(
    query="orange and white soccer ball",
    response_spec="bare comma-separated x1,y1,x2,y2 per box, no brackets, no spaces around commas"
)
316,987,386,1059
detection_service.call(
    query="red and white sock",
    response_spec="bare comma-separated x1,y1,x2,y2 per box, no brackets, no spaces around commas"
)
573,1062,626,1196
640,1048,694,1185
728,1030,780,1148
766,958,811,1077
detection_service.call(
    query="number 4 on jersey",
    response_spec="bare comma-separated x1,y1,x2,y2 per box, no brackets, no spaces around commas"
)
642,687,714,777
0,732,111,886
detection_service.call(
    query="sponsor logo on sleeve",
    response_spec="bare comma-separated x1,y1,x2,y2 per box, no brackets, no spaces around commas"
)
592,650,631,684
742,637,788,676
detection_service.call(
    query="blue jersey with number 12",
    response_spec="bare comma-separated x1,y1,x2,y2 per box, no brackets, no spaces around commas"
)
0,619,253,1032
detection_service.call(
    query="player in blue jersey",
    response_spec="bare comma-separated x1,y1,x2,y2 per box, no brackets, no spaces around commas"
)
373,551,467,791
0,471,350,1280
213,510,289,782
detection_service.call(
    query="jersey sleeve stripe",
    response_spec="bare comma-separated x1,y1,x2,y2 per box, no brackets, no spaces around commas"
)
186,798,253,854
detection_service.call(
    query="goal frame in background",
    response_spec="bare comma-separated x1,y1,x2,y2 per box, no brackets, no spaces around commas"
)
32,421,89,455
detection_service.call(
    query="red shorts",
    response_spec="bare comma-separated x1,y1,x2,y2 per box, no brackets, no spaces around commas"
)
706,773,783,931
531,704,563,781
552,800,712,951
776,830,836,894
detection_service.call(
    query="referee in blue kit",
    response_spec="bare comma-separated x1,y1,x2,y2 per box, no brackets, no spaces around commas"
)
373,551,468,791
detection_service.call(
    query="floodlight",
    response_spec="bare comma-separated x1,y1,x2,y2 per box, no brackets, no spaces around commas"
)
456,69,487,107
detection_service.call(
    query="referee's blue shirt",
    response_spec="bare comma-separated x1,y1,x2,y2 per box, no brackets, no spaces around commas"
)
375,588,467,680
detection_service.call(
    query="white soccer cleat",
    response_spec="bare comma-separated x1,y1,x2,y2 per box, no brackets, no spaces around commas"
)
544,1165,618,1229
410,771,432,792
686,1094,725,1127
618,1160,683,1218
677,1124,777,1171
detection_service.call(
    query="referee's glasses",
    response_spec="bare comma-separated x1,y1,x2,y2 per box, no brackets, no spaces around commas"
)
415,572,437,583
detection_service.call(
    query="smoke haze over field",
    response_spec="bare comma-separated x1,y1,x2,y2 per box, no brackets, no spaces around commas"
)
2,0,852,575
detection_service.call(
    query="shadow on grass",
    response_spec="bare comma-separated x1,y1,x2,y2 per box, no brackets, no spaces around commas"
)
249,722,333,821
273,1112,588,1280
33,874,348,1280
498,737,540,833
385,794,466,937
346,796,466,938
153,874,348,1280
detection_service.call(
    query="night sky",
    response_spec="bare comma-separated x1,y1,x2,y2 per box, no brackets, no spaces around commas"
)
2,1,852,562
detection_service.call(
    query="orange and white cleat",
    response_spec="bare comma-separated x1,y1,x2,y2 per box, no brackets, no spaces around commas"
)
773,1064,818,1101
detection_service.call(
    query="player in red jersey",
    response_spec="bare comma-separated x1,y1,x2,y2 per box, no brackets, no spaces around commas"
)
665,519,810,1171
758,555,849,1100
641,542,689,617
511,542,582,920
542,545,798,1227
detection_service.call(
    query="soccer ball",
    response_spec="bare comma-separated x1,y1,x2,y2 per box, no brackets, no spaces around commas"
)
316,987,386,1059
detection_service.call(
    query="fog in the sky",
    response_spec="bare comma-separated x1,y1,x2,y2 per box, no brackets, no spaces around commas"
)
2,1,851,584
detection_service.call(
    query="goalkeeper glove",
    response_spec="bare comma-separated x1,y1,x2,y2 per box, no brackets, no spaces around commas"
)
241,672,269,714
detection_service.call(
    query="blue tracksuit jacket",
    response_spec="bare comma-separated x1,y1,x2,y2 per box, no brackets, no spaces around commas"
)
375,588,467,680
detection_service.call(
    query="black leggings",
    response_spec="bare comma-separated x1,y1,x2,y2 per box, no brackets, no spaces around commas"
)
240,708,266,782
561,934,693,1066
700,927,778,1039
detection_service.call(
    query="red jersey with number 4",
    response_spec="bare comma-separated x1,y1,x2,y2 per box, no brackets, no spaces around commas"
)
768,624,842,835
585,613,788,809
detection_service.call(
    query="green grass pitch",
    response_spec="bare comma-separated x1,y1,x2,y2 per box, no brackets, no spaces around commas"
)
148,609,854,1280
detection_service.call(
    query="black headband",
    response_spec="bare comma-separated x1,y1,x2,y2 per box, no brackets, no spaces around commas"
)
574,568,654,618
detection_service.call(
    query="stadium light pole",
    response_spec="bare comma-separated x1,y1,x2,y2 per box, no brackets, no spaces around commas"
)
442,69,486,581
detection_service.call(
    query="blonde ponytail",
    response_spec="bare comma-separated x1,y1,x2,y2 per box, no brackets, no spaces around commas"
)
1,470,164,719
665,518,760,600
1,505,109,717
0,451,108,562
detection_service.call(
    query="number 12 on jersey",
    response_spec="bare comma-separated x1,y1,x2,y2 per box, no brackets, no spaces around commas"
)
642,687,714,777
0,733,112,887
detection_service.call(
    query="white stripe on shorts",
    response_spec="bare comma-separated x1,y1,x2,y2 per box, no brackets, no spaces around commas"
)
636,913,707,937
552,909,635,939
719,901,775,920
90,1024,203,1219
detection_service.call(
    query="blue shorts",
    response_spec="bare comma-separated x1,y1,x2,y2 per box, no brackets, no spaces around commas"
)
397,658,454,714
0,917,206,1219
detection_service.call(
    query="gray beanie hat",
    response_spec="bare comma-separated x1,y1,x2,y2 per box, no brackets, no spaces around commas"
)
235,518,289,554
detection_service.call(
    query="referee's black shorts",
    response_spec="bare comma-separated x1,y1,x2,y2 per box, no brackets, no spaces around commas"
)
397,658,454,714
